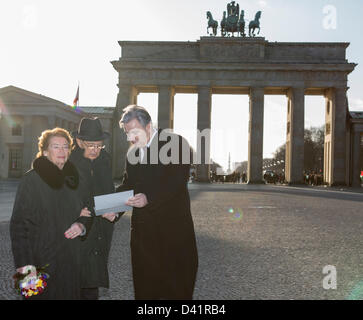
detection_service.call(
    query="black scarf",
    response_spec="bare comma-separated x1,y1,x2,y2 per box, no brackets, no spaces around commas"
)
32,156,79,190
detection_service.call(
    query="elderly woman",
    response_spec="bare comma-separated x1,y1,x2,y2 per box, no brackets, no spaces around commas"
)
69,117,117,300
10,127,92,300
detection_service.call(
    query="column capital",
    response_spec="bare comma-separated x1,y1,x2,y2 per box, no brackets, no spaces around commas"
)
198,86,212,94
158,84,174,89
324,86,348,98
334,86,348,91
158,85,175,96
249,86,265,93
117,83,133,90
287,86,305,93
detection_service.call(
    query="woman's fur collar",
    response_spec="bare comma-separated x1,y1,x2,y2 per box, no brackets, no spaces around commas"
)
32,156,79,190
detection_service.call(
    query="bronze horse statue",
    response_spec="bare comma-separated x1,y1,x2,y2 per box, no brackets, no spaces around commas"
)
238,10,246,37
206,11,218,36
249,11,261,37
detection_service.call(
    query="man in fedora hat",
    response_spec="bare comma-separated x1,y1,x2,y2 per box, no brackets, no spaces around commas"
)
70,117,118,300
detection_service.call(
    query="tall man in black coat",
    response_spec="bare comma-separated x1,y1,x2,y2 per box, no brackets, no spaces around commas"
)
117,105,198,300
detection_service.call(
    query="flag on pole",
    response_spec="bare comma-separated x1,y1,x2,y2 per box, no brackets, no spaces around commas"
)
71,84,80,113
73,85,79,107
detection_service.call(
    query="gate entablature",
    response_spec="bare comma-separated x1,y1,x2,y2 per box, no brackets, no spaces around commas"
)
115,37,351,64
113,37,355,92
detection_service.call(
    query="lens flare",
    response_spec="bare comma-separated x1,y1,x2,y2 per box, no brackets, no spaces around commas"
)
71,105,81,113
0,98,15,127
228,207,243,221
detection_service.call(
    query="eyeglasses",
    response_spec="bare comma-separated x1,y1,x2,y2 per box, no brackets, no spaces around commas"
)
83,142,105,150
49,144,70,151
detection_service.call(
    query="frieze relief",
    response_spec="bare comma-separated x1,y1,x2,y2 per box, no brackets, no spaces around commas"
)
199,43,263,61
119,40,348,64
266,44,346,62
121,43,199,60
119,68,347,83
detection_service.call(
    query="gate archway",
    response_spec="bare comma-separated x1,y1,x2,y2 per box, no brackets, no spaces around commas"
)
111,37,356,186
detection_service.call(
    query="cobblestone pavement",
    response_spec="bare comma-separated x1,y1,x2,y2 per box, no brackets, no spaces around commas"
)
1,181,363,300
0,179,18,223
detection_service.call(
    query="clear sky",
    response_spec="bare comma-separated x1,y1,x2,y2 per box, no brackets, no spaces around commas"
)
1,0,362,170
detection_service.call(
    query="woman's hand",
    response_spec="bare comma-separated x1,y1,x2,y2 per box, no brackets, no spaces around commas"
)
126,193,148,208
64,222,85,239
16,265,37,290
102,212,118,222
16,265,37,277
80,207,91,217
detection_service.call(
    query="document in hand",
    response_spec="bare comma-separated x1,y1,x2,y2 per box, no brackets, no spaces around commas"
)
94,190,134,216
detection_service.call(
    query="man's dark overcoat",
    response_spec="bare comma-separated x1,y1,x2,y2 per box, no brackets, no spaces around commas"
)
117,129,198,299
69,147,115,288
9,156,91,300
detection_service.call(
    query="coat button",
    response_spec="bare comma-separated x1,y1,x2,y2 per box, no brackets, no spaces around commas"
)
98,236,102,240
94,251,98,255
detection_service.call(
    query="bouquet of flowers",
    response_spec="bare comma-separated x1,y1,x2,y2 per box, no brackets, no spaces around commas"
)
13,264,49,298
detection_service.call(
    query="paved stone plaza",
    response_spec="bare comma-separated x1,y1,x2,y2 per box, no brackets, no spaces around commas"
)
0,180,362,300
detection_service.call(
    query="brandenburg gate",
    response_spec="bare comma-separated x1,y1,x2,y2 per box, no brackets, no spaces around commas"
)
111,36,356,185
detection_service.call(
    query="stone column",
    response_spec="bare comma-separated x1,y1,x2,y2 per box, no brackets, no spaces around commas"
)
112,85,138,179
351,126,361,187
196,86,211,182
324,87,348,186
22,116,33,173
158,86,175,130
47,116,56,129
55,117,62,128
285,87,305,184
67,121,73,132
248,87,264,184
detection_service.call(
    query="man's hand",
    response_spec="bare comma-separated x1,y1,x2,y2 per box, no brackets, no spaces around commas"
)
126,193,148,208
64,222,85,239
102,212,118,222
80,207,91,217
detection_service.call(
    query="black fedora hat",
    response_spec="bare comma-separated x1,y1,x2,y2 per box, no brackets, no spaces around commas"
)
74,117,110,141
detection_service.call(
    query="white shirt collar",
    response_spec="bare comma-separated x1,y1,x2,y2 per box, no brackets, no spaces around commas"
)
146,128,157,148
140,128,157,162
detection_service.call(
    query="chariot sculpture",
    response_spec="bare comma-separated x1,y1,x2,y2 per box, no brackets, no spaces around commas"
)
206,1,262,37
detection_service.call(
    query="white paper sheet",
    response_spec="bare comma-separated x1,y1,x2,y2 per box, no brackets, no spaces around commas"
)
94,190,134,216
